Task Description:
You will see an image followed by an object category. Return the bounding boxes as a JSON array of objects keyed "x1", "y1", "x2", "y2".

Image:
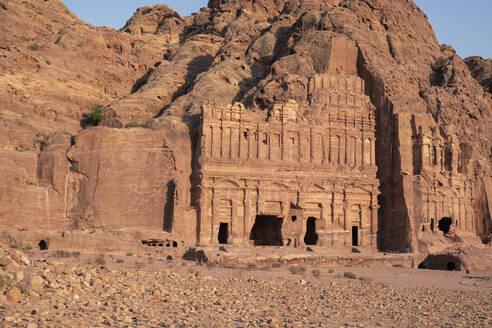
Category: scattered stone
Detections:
[
  {"x1": 6, "y1": 287, "x2": 22, "y2": 303},
  {"x1": 352, "y1": 248, "x2": 361, "y2": 253},
  {"x1": 30, "y1": 275, "x2": 44, "y2": 291}
]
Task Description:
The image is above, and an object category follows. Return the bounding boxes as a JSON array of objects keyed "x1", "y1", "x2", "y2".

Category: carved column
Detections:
[
  {"x1": 199, "y1": 186, "x2": 213, "y2": 246},
  {"x1": 343, "y1": 194, "x2": 349, "y2": 230},
  {"x1": 371, "y1": 137, "x2": 375, "y2": 167},
  {"x1": 346, "y1": 135, "x2": 354, "y2": 167},
  {"x1": 243, "y1": 186, "x2": 255, "y2": 245},
  {"x1": 370, "y1": 191, "x2": 378, "y2": 235}
]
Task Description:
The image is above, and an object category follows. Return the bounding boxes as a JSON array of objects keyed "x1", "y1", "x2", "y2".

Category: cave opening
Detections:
[
  {"x1": 304, "y1": 217, "x2": 318, "y2": 245},
  {"x1": 38, "y1": 240, "x2": 48, "y2": 250},
  {"x1": 249, "y1": 215, "x2": 283, "y2": 246},
  {"x1": 352, "y1": 226, "x2": 359, "y2": 246},
  {"x1": 218, "y1": 222, "x2": 229, "y2": 244},
  {"x1": 430, "y1": 219, "x2": 435, "y2": 233},
  {"x1": 438, "y1": 217, "x2": 452, "y2": 234},
  {"x1": 447, "y1": 261, "x2": 456, "y2": 271}
]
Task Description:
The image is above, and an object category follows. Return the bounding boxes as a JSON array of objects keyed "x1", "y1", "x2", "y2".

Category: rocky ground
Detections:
[{"x1": 1, "y1": 247, "x2": 491, "y2": 328}]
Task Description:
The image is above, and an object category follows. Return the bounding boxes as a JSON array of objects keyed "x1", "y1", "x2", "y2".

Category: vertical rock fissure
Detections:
[{"x1": 357, "y1": 49, "x2": 413, "y2": 252}]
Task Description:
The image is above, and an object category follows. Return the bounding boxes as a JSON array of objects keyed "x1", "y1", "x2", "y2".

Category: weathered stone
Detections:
[
  {"x1": 91, "y1": 278, "x2": 103, "y2": 289},
  {"x1": 6, "y1": 287, "x2": 22, "y2": 303},
  {"x1": 0, "y1": 0, "x2": 490, "y2": 255},
  {"x1": 465, "y1": 56, "x2": 492, "y2": 94},
  {"x1": 30, "y1": 275, "x2": 44, "y2": 291}
]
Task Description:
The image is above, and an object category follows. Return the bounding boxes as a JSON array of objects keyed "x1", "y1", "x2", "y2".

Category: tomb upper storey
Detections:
[
  {"x1": 199, "y1": 73, "x2": 378, "y2": 172},
  {"x1": 203, "y1": 74, "x2": 375, "y2": 128}
]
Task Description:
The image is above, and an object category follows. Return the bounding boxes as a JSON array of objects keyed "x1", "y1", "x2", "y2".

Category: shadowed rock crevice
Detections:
[{"x1": 357, "y1": 50, "x2": 413, "y2": 252}]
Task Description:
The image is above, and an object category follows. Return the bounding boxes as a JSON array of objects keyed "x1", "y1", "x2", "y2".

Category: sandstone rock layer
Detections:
[{"x1": 0, "y1": 0, "x2": 490, "y2": 253}]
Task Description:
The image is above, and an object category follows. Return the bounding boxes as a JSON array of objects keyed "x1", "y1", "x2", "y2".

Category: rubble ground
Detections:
[{"x1": 1, "y1": 247, "x2": 491, "y2": 327}]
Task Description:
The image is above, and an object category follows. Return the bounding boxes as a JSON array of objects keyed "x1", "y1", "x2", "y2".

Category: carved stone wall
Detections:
[
  {"x1": 412, "y1": 126, "x2": 479, "y2": 237},
  {"x1": 196, "y1": 74, "x2": 379, "y2": 247}
]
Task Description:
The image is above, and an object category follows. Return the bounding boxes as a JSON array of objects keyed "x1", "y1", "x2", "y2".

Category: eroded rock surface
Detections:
[
  {"x1": 0, "y1": 0, "x2": 490, "y2": 253},
  {"x1": 465, "y1": 56, "x2": 492, "y2": 94}
]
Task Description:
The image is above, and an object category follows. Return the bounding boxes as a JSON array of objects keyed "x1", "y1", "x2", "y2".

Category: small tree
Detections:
[
  {"x1": 82, "y1": 104, "x2": 106, "y2": 128},
  {"x1": 432, "y1": 57, "x2": 447, "y2": 73},
  {"x1": 28, "y1": 43, "x2": 39, "y2": 51}
]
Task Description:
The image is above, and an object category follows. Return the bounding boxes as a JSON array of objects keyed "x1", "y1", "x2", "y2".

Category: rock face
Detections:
[
  {"x1": 197, "y1": 74, "x2": 379, "y2": 248},
  {"x1": 465, "y1": 56, "x2": 492, "y2": 94},
  {"x1": 0, "y1": 0, "x2": 490, "y2": 253}
]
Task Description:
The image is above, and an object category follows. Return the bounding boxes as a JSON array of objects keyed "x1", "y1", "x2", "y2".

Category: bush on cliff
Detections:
[{"x1": 81, "y1": 104, "x2": 106, "y2": 128}]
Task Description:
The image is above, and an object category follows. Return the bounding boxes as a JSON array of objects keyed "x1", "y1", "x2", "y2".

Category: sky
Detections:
[{"x1": 61, "y1": 0, "x2": 491, "y2": 59}]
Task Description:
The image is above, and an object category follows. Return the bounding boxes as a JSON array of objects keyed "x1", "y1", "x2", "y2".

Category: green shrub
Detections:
[
  {"x1": 72, "y1": 252, "x2": 81, "y2": 258},
  {"x1": 312, "y1": 269, "x2": 321, "y2": 277},
  {"x1": 289, "y1": 266, "x2": 306, "y2": 275},
  {"x1": 55, "y1": 250, "x2": 71, "y2": 258},
  {"x1": 94, "y1": 255, "x2": 106, "y2": 265},
  {"x1": 70, "y1": 162, "x2": 79, "y2": 172},
  {"x1": 90, "y1": 105, "x2": 105, "y2": 123},
  {"x1": 343, "y1": 271, "x2": 357, "y2": 279},
  {"x1": 82, "y1": 104, "x2": 106, "y2": 128},
  {"x1": 359, "y1": 277, "x2": 373, "y2": 283},
  {"x1": 38, "y1": 179, "x2": 50, "y2": 187},
  {"x1": 116, "y1": 259, "x2": 124, "y2": 264},
  {"x1": 28, "y1": 43, "x2": 39, "y2": 51},
  {"x1": 126, "y1": 252, "x2": 133, "y2": 257},
  {"x1": 246, "y1": 263, "x2": 257, "y2": 271},
  {"x1": 0, "y1": 273, "x2": 7, "y2": 290},
  {"x1": 432, "y1": 56, "x2": 447, "y2": 73},
  {"x1": 125, "y1": 121, "x2": 141, "y2": 128},
  {"x1": 206, "y1": 262, "x2": 217, "y2": 269}
]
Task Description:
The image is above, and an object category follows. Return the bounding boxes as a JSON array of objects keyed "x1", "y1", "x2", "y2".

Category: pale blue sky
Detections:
[{"x1": 61, "y1": 0, "x2": 491, "y2": 58}]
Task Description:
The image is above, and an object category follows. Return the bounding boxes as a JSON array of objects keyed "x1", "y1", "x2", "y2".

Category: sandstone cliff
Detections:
[
  {"x1": 465, "y1": 56, "x2": 492, "y2": 95},
  {"x1": 0, "y1": 0, "x2": 490, "y2": 252}
]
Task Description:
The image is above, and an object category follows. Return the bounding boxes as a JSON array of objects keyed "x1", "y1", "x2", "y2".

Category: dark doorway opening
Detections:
[
  {"x1": 218, "y1": 223, "x2": 229, "y2": 244},
  {"x1": 352, "y1": 226, "x2": 359, "y2": 246},
  {"x1": 304, "y1": 217, "x2": 318, "y2": 245},
  {"x1": 163, "y1": 180, "x2": 175, "y2": 232},
  {"x1": 430, "y1": 219, "x2": 435, "y2": 233},
  {"x1": 438, "y1": 217, "x2": 452, "y2": 234},
  {"x1": 38, "y1": 240, "x2": 48, "y2": 250},
  {"x1": 249, "y1": 215, "x2": 283, "y2": 246},
  {"x1": 447, "y1": 261, "x2": 456, "y2": 271}
]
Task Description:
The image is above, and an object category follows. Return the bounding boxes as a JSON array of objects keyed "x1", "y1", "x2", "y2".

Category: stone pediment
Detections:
[
  {"x1": 308, "y1": 184, "x2": 327, "y2": 192},
  {"x1": 261, "y1": 181, "x2": 289, "y2": 190},
  {"x1": 215, "y1": 179, "x2": 241, "y2": 188}
]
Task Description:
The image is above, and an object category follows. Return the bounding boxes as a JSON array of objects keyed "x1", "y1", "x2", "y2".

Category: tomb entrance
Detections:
[{"x1": 250, "y1": 215, "x2": 283, "y2": 246}]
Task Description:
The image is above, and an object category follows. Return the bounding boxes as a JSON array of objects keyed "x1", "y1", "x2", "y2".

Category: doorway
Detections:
[
  {"x1": 352, "y1": 226, "x2": 359, "y2": 246},
  {"x1": 218, "y1": 223, "x2": 229, "y2": 244},
  {"x1": 304, "y1": 217, "x2": 318, "y2": 245},
  {"x1": 249, "y1": 215, "x2": 283, "y2": 246},
  {"x1": 438, "y1": 217, "x2": 452, "y2": 234},
  {"x1": 38, "y1": 240, "x2": 48, "y2": 250}
]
